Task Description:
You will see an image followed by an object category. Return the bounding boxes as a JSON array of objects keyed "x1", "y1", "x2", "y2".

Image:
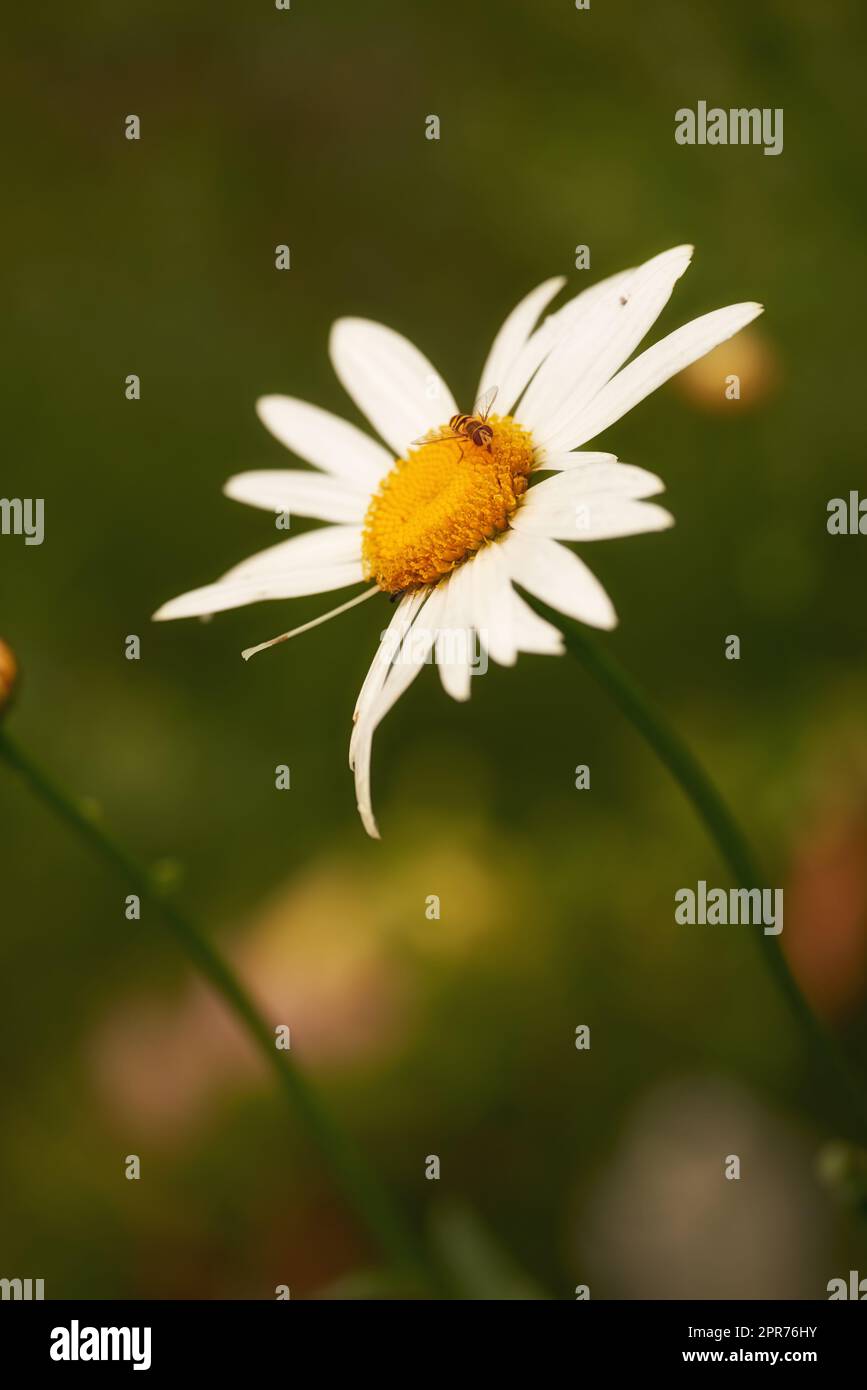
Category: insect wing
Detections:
[
  {"x1": 473, "y1": 385, "x2": 499, "y2": 420},
  {"x1": 410, "y1": 425, "x2": 460, "y2": 448}
]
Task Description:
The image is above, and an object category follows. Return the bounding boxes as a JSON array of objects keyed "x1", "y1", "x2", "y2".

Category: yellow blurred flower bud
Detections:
[
  {"x1": 0, "y1": 640, "x2": 19, "y2": 716},
  {"x1": 674, "y1": 329, "x2": 780, "y2": 412}
]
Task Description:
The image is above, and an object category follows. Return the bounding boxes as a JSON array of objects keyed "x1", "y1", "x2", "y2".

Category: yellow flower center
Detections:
[{"x1": 362, "y1": 416, "x2": 535, "y2": 592}]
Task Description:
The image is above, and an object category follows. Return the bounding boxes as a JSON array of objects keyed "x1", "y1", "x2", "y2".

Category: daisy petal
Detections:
[
  {"x1": 353, "y1": 586, "x2": 445, "y2": 838},
  {"x1": 467, "y1": 542, "x2": 565, "y2": 659},
  {"x1": 496, "y1": 267, "x2": 637, "y2": 416},
  {"x1": 545, "y1": 301, "x2": 765, "y2": 454},
  {"x1": 511, "y1": 496, "x2": 674, "y2": 542},
  {"x1": 525, "y1": 462, "x2": 665, "y2": 507},
  {"x1": 369, "y1": 587, "x2": 443, "y2": 720},
  {"x1": 330, "y1": 318, "x2": 457, "y2": 458},
  {"x1": 518, "y1": 245, "x2": 694, "y2": 443},
  {"x1": 255, "y1": 395, "x2": 393, "y2": 488},
  {"x1": 506, "y1": 586, "x2": 565, "y2": 654},
  {"x1": 536, "y1": 451, "x2": 618, "y2": 471},
  {"x1": 224, "y1": 471, "x2": 369, "y2": 523},
  {"x1": 502, "y1": 532, "x2": 617, "y2": 630},
  {"x1": 350, "y1": 589, "x2": 427, "y2": 765},
  {"x1": 475, "y1": 276, "x2": 565, "y2": 409},
  {"x1": 469, "y1": 543, "x2": 519, "y2": 667},
  {"x1": 153, "y1": 562, "x2": 364, "y2": 621},
  {"x1": 220, "y1": 525, "x2": 363, "y2": 583},
  {"x1": 435, "y1": 564, "x2": 475, "y2": 702}
]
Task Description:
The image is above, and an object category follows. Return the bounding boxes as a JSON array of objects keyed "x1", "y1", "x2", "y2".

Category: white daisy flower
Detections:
[{"x1": 154, "y1": 246, "x2": 762, "y2": 838}]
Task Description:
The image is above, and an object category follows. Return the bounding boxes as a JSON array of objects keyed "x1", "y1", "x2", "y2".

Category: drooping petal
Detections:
[
  {"x1": 501, "y1": 531, "x2": 617, "y2": 630},
  {"x1": 350, "y1": 588, "x2": 428, "y2": 767},
  {"x1": 224, "y1": 471, "x2": 369, "y2": 523},
  {"x1": 511, "y1": 494, "x2": 674, "y2": 542},
  {"x1": 329, "y1": 318, "x2": 457, "y2": 458},
  {"x1": 255, "y1": 395, "x2": 393, "y2": 489},
  {"x1": 544, "y1": 301, "x2": 765, "y2": 454},
  {"x1": 352, "y1": 586, "x2": 445, "y2": 838},
  {"x1": 517, "y1": 246, "x2": 694, "y2": 444},
  {"x1": 475, "y1": 276, "x2": 566, "y2": 409}
]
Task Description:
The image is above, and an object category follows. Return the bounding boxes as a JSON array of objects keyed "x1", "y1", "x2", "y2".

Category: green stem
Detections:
[
  {"x1": 531, "y1": 603, "x2": 867, "y2": 1139},
  {"x1": 0, "y1": 728, "x2": 442, "y2": 1294}
]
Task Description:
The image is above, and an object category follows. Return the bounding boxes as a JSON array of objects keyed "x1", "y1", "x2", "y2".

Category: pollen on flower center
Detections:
[{"x1": 362, "y1": 416, "x2": 535, "y2": 592}]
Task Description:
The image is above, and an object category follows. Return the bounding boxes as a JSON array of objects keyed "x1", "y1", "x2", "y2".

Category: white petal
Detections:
[
  {"x1": 255, "y1": 395, "x2": 393, "y2": 488},
  {"x1": 467, "y1": 542, "x2": 564, "y2": 661},
  {"x1": 329, "y1": 318, "x2": 457, "y2": 458},
  {"x1": 153, "y1": 562, "x2": 364, "y2": 621},
  {"x1": 475, "y1": 277, "x2": 565, "y2": 408},
  {"x1": 496, "y1": 267, "x2": 637, "y2": 416},
  {"x1": 470, "y1": 541, "x2": 570, "y2": 659},
  {"x1": 435, "y1": 564, "x2": 475, "y2": 702},
  {"x1": 224, "y1": 471, "x2": 368, "y2": 523},
  {"x1": 518, "y1": 246, "x2": 693, "y2": 443},
  {"x1": 352, "y1": 586, "x2": 444, "y2": 838},
  {"x1": 511, "y1": 495, "x2": 674, "y2": 542},
  {"x1": 220, "y1": 525, "x2": 363, "y2": 583},
  {"x1": 541, "y1": 266, "x2": 636, "y2": 334},
  {"x1": 468, "y1": 543, "x2": 519, "y2": 667},
  {"x1": 535, "y1": 450, "x2": 618, "y2": 471},
  {"x1": 502, "y1": 532, "x2": 617, "y2": 630},
  {"x1": 369, "y1": 584, "x2": 444, "y2": 720},
  {"x1": 545, "y1": 301, "x2": 765, "y2": 454},
  {"x1": 350, "y1": 588, "x2": 427, "y2": 764},
  {"x1": 524, "y1": 463, "x2": 665, "y2": 508},
  {"x1": 505, "y1": 586, "x2": 565, "y2": 655}
]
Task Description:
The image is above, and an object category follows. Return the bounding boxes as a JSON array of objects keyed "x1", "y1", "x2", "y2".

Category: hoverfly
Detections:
[{"x1": 412, "y1": 385, "x2": 499, "y2": 460}]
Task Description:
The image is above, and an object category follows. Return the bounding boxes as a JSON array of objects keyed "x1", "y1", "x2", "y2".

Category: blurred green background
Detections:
[{"x1": 2, "y1": 0, "x2": 866, "y2": 1298}]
